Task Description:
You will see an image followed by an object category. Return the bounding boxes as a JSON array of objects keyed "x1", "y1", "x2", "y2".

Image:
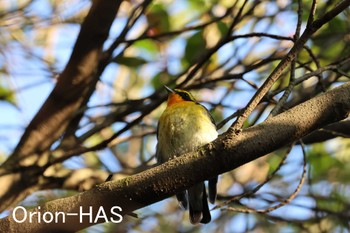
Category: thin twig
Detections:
[
  {"x1": 180, "y1": 0, "x2": 262, "y2": 87},
  {"x1": 268, "y1": 56, "x2": 350, "y2": 97},
  {"x1": 223, "y1": 140, "x2": 307, "y2": 214},
  {"x1": 230, "y1": 0, "x2": 350, "y2": 133},
  {"x1": 307, "y1": 0, "x2": 318, "y2": 27},
  {"x1": 213, "y1": 144, "x2": 293, "y2": 210},
  {"x1": 269, "y1": 0, "x2": 303, "y2": 116}
]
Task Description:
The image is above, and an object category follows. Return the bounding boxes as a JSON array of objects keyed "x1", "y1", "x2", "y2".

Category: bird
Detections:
[{"x1": 156, "y1": 85, "x2": 218, "y2": 224}]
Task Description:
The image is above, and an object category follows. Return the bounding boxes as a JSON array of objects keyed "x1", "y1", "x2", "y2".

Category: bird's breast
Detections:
[{"x1": 157, "y1": 103, "x2": 217, "y2": 160}]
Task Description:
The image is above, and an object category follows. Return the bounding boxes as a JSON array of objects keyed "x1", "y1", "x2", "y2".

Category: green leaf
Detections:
[
  {"x1": 0, "y1": 84, "x2": 16, "y2": 106},
  {"x1": 217, "y1": 21, "x2": 229, "y2": 36},
  {"x1": 308, "y1": 144, "x2": 343, "y2": 181},
  {"x1": 316, "y1": 190, "x2": 347, "y2": 213},
  {"x1": 147, "y1": 3, "x2": 170, "y2": 33},
  {"x1": 133, "y1": 39, "x2": 159, "y2": 57},
  {"x1": 183, "y1": 31, "x2": 207, "y2": 66},
  {"x1": 151, "y1": 71, "x2": 173, "y2": 90},
  {"x1": 112, "y1": 56, "x2": 148, "y2": 67}
]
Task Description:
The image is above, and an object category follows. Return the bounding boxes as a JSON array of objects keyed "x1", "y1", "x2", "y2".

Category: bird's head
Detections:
[{"x1": 164, "y1": 85, "x2": 197, "y2": 107}]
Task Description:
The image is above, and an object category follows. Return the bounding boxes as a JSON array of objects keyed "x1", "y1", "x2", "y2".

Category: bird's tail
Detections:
[
  {"x1": 176, "y1": 191, "x2": 188, "y2": 210},
  {"x1": 188, "y1": 183, "x2": 211, "y2": 224},
  {"x1": 208, "y1": 176, "x2": 218, "y2": 204}
]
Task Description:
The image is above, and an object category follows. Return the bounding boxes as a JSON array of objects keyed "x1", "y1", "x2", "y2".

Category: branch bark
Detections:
[{"x1": 1, "y1": 82, "x2": 349, "y2": 233}]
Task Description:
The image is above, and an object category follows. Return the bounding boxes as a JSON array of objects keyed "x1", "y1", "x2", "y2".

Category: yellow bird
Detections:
[{"x1": 156, "y1": 86, "x2": 218, "y2": 224}]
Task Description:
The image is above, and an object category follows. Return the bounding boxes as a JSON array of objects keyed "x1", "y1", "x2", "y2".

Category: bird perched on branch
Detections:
[{"x1": 156, "y1": 85, "x2": 218, "y2": 224}]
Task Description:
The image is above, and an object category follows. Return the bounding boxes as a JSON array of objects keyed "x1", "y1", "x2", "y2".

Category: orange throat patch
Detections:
[{"x1": 167, "y1": 93, "x2": 185, "y2": 107}]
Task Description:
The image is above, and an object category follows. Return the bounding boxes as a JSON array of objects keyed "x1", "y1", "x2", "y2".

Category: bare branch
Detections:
[{"x1": 230, "y1": 0, "x2": 350, "y2": 132}]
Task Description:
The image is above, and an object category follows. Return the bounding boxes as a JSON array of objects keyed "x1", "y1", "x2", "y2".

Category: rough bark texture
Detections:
[{"x1": 1, "y1": 82, "x2": 349, "y2": 232}]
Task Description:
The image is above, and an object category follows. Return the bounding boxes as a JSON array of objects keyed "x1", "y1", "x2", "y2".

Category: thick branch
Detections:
[
  {"x1": 0, "y1": 0, "x2": 120, "y2": 212},
  {"x1": 3, "y1": 0, "x2": 120, "y2": 167},
  {"x1": 1, "y1": 82, "x2": 349, "y2": 233},
  {"x1": 301, "y1": 121, "x2": 350, "y2": 144}
]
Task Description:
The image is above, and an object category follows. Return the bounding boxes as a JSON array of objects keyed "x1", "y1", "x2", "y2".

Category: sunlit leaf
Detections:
[
  {"x1": 133, "y1": 39, "x2": 159, "y2": 58},
  {"x1": 0, "y1": 85, "x2": 16, "y2": 106}
]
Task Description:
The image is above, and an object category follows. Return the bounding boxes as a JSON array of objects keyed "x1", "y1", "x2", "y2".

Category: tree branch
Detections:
[
  {"x1": 231, "y1": 0, "x2": 350, "y2": 132},
  {"x1": 1, "y1": 82, "x2": 349, "y2": 232},
  {"x1": 0, "y1": 0, "x2": 120, "y2": 212}
]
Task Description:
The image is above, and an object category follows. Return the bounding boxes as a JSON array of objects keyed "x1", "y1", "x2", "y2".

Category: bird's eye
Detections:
[{"x1": 180, "y1": 92, "x2": 192, "y2": 101}]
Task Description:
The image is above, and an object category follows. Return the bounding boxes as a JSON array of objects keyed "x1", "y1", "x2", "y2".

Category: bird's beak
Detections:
[{"x1": 164, "y1": 85, "x2": 175, "y2": 94}]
